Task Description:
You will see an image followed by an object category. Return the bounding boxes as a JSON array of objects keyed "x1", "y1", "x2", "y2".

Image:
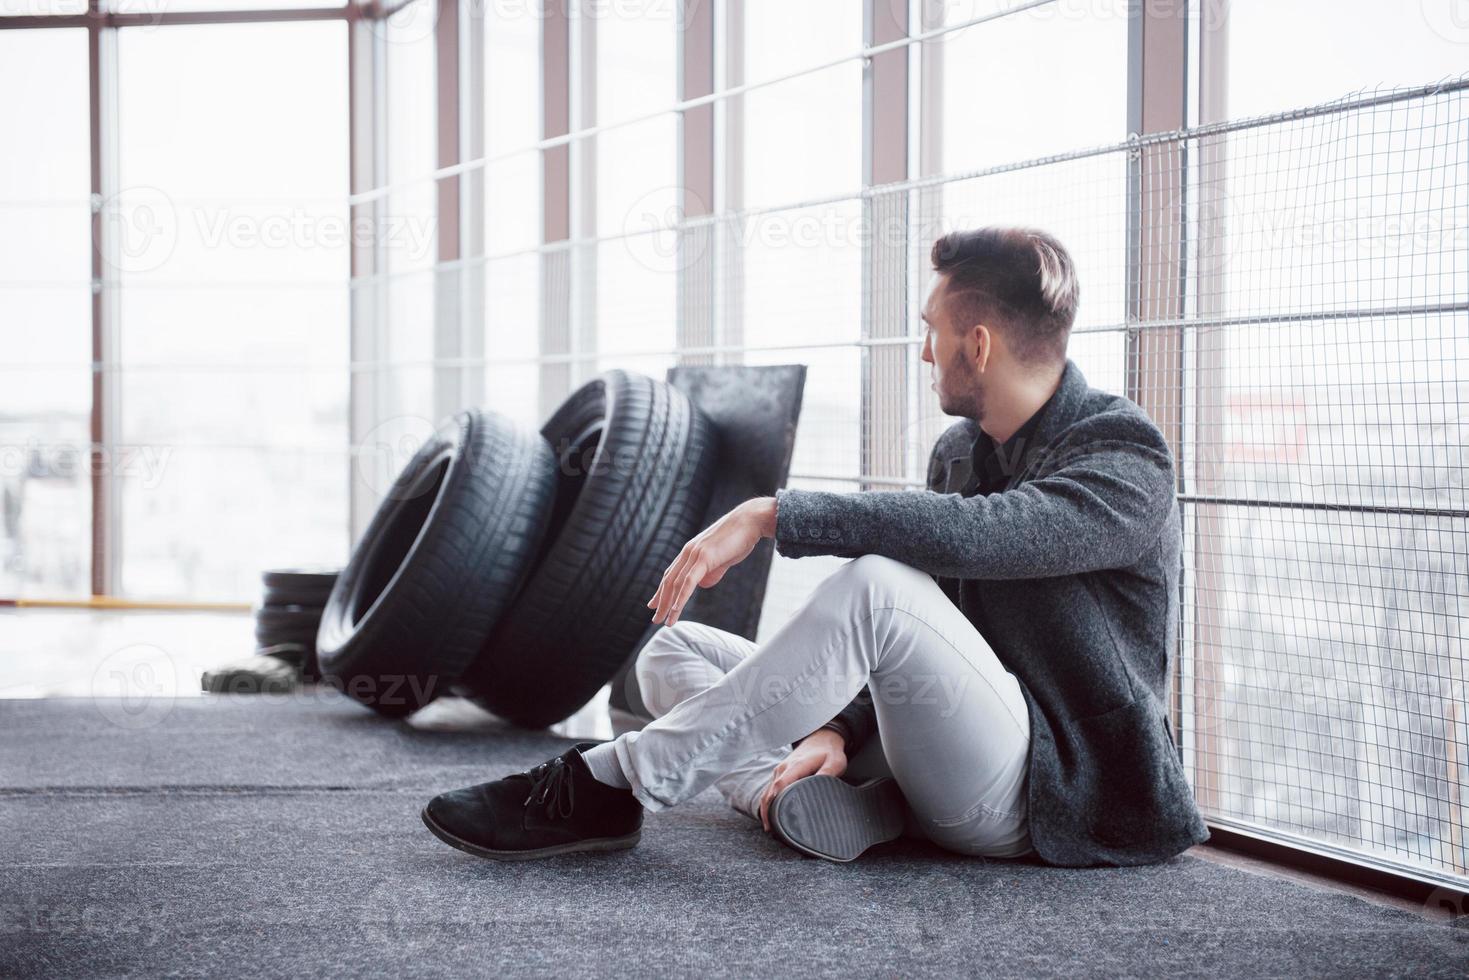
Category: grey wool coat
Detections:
[{"x1": 773, "y1": 360, "x2": 1210, "y2": 867}]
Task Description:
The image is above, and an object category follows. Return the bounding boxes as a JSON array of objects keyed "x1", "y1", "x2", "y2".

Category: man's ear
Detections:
[{"x1": 971, "y1": 323, "x2": 992, "y2": 373}]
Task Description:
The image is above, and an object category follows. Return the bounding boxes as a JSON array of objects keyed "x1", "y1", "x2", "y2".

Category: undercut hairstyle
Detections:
[{"x1": 930, "y1": 227, "x2": 1079, "y2": 365}]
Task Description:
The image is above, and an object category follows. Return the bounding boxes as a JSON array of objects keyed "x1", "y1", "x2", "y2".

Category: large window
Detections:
[
  {"x1": 590, "y1": 1, "x2": 679, "y2": 368},
  {"x1": 0, "y1": 28, "x2": 91, "y2": 597},
  {"x1": 3, "y1": 6, "x2": 351, "y2": 600},
  {"x1": 115, "y1": 22, "x2": 350, "y2": 598}
]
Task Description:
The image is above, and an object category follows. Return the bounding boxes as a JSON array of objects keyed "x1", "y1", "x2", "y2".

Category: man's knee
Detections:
[
  {"x1": 820, "y1": 553, "x2": 927, "y2": 599},
  {"x1": 634, "y1": 622, "x2": 706, "y2": 715}
]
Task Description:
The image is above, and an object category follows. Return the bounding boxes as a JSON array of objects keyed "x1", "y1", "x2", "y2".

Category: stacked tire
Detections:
[
  {"x1": 201, "y1": 568, "x2": 339, "y2": 694},
  {"x1": 318, "y1": 371, "x2": 717, "y2": 724},
  {"x1": 256, "y1": 569, "x2": 339, "y2": 671},
  {"x1": 316, "y1": 410, "x2": 559, "y2": 717},
  {"x1": 460, "y1": 371, "x2": 717, "y2": 727}
]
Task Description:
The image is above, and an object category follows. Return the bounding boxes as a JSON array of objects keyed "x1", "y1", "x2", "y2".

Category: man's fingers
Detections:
[
  {"x1": 759, "y1": 771, "x2": 791, "y2": 831},
  {"x1": 654, "y1": 547, "x2": 691, "y2": 613},
  {"x1": 657, "y1": 566, "x2": 683, "y2": 625},
  {"x1": 652, "y1": 547, "x2": 695, "y2": 622},
  {"x1": 666, "y1": 562, "x2": 706, "y2": 626},
  {"x1": 650, "y1": 544, "x2": 693, "y2": 609}
]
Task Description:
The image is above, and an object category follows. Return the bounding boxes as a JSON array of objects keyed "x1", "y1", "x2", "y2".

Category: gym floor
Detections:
[{"x1": 4, "y1": 612, "x2": 1465, "y2": 977}]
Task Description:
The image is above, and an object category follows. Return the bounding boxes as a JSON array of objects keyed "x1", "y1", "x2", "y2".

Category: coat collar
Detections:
[{"x1": 940, "y1": 359, "x2": 1089, "y2": 495}]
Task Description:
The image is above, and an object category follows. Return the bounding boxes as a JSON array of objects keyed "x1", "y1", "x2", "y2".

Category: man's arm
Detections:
[{"x1": 773, "y1": 413, "x2": 1176, "y2": 581}]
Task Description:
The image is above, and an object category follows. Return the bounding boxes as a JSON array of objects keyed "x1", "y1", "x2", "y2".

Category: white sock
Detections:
[{"x1": 578, "y1": 742, "x2": 632, "y2": 790}]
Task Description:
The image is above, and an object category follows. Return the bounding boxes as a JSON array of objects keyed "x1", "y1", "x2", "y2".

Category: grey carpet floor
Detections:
[{"x1": 2, "y1": 696, "x2": 1464, "y2": 978}]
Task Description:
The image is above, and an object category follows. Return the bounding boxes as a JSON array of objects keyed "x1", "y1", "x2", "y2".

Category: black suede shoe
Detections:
[
  {"x1": 768, "y1": 775, "x2": 906, "y2": 863},
  {"x1": 421, "y1": 742, "x2": 643, "y2": 861}
]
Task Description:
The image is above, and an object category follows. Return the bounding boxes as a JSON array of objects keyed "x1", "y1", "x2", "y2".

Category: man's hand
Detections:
[
  {"x1": 647, "y1": 496, "x2": 777, "y2": 626},
  {"x1": 757, "y1": 728, "x2": 848, "y2": 832}
]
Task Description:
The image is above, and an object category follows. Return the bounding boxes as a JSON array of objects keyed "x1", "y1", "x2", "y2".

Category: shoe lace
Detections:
[{"x1": 522, "y1": 756, "x2": 575, "y2": 820}]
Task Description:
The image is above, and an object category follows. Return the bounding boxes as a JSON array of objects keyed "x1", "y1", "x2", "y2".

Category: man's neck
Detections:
[{"x1": 978, "y1": 365, "x2": 1065, "y2": 444}]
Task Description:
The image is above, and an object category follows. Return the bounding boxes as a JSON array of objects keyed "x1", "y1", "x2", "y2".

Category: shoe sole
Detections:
[
  {"x1": 420, "y1": 807, "x2": 641, "y2": 862},
  {"x1": 768, "y1": 775, "x2": 906, "y2": 863}
]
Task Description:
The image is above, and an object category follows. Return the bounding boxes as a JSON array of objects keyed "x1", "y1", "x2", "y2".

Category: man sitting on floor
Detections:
[{"x1": 420, "y1": 226, "x2": 1209, "y2": 866}]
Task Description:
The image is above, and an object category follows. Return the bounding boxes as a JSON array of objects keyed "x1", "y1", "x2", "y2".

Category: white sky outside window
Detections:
[
  {"x1": 1225, "y1": 0, "x2": 1469, "y2": 119},
  {"x1": 480, "y1": 4, "x2": 542, "y2": 430},
  {"x1": 0, "y1": 27, "x2": 91, "y2": 597},
  {"x1": 1208, "y1": 1, "x2": 1469, "y2": 504},
  {"x1": 593, "y1": 1, "x2": 678, "y2": 358},
  {"x1": 114, "y1": 21, "x2": 350, "y2": 598},
  {"x1": 934, "y1": 4, "x2": 1128, "y2": 397},
  {"x1": 378, "y1": 1, "x2": 437, "y2": 438},
  {"x1": 937, "y1": 2, "x2": 1128, "y2": 173},
  {"x1": 0, "y1": 0, "x2": 86, "y2": 13},
  {"x1": 737, "y1": 1, "x2": 864, "y2": 638},
  {"x1": 483, "y1": 1, "x2": 540, "y2": 256}
]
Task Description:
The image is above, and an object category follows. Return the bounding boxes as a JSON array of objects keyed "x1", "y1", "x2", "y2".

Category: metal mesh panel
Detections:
[{"x1": 1169, "y1": 81, "x2": 1469, "y2": 888}]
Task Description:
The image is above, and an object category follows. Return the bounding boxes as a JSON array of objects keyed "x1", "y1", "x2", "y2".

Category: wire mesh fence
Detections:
[{"x1": 1171, "y1": 78, "x2": 1469, "y2": 888}]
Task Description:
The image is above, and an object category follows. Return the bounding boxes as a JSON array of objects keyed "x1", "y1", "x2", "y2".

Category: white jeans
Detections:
[{"x1": 612, "y1": 554, "x2": 1034, "y2": 858}]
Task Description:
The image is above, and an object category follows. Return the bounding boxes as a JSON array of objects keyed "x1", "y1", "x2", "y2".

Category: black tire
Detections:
[
  {"x1": 316, "y1": 410, "x2": 558, "y2": 717},
  {"x1": 262, "y1": 586, "x2": 331, "y2": 608},
  {"x1": 462, "y1": 371, "x2": 718, "y2": 728},
  {"x1": 255, "y1": 625, "x2": 320, "y2": 648},
  {"x1": 255, "y1": 604, "x2": 324, "y2": 632},
  {"x1": 254, "y1": 605, "x2": 325, "y2": 652},
  {"x1": 261, "y1": 568, "x2": 339, "y2": 606}
]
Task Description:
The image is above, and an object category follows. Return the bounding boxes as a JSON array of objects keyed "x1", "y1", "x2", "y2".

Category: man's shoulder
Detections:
[
  {"x1": 1043, "y1": 387, "x2": 1174, "y2": 477},
  {"x1": 1064, "y1": 387, "x2": 1170, "y2": 450}
]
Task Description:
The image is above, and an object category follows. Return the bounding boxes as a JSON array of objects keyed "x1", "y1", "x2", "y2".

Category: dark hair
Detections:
[{"x1": 930, "y1": 227, "x2": 1079, "y2": 364}]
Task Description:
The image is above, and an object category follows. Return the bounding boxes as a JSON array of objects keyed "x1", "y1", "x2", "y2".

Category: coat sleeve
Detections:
[{"x1": 773, "y1": 412, "x2": 1176, "y2": 581}]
